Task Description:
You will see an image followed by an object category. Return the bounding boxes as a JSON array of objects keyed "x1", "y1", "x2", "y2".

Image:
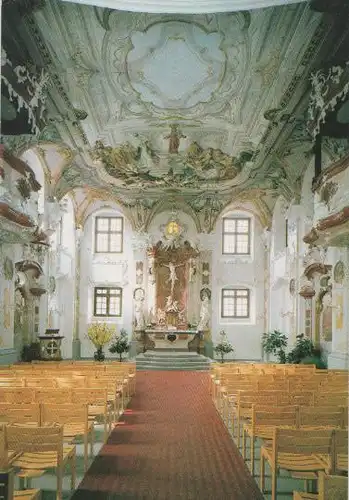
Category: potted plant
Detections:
[
  {"x1": 87, "y1": 322, "x2": 115, "y2": 361},
  {"x1": 21, "y1": 341, "x2": 41, "y2": 362},
  {"x1": 109, "y1": 328, "x2": 130, "y2": 362},
  {"x1": 261, "y1": 330, "x2": 288, "y2": 363},
  {"x1": 214, "y1": 330, "x2": 234, "y2": 363},
  {"x1": 286, "y1": 334, "x2": 326, "y2": 367}
]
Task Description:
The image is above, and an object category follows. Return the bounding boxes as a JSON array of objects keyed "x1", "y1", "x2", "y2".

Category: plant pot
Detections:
[{"x1": 94, "y1": 347, "x2": 105, "y2": 362}]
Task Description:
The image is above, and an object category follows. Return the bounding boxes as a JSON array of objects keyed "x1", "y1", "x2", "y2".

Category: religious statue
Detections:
[
  {"x1": 157, "y1": 308, "x2": 166, "y2": 326},
  {"x1": 163, "y1": 261, "x2": 184, "y2": 296},
  {"x1": 197, "y1": 290, "x2": 211, "y2": 331},
  {"x1": 164, "y1": 124, "x2": 186, "y2": 154},
  {"x1": 188, "y1": 257, "x2": 197, "y2": 283},
  {"x1": 133, "y1": 288, "x2": 145, "y2": 330},
  {"x1": 148, "y1": 254, "x2": 155, "y2": 284}
]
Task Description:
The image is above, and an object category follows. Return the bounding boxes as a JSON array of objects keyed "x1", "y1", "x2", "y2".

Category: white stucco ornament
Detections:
[{"x1": 60, "y1": 0, "x2": 307, "y2": 14}]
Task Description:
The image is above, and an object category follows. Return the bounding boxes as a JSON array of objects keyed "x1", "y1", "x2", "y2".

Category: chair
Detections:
[
  {"x1": 243, "y1": 405, "x2": 299, "y2": 476},
  {"x1": 40, "y1": 403, "x2": 93, "y2": 472},
  {"x1": 0, "y1": 425, "x2": 41, "y2": 500},
  {"x1": 293, "y1": 471, "x2": 348, "y2": 500},
  {"x1": 7, "y1": 423, "x2": 76, "y2": 500},
  {"x1": 260, "y1": 427, "x2": 335, "y2": 500}
]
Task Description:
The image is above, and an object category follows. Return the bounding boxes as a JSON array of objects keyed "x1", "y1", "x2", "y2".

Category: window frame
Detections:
[
  {"x1": 221, "y1": 288, "x2": 250, "y2": 319},
  {"x1": 94, "y1": 216, "x2": 124, "y2": 254},
  {"x1": 222, "y1": 217, "x2": 251, "y2": 255},
  {"x1": 93, "y1": 286, "x2": 123, "y2": 317}
]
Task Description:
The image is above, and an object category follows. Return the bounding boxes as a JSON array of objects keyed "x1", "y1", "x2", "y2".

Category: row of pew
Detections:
[
  {"x1": 0, "y1": 360, "x2": 136, "y2": 500},
  {"x1": 210, "y1": 362, "x2": 348, "y2": 500}
]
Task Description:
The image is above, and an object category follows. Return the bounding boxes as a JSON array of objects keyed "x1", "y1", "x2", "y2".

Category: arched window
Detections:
[
  {"x1": 93, "y1": 286, "x2": 123, "y2": 317},
  {"x1": 221, "y1": 287, "x2": 250, "y2": 318},
  {"x1": 222, "y1": 217, "x2": 251, "y2": 255},
  {"x1": 94, "y1": 216, "x2": 124, "y2": 253}
]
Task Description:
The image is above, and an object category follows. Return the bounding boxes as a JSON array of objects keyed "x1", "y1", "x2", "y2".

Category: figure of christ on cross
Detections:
[{"x1": 163, "y1": 261, "x2": 185, "y2": 297}]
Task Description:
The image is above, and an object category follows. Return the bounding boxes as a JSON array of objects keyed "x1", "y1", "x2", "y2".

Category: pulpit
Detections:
[{"x1": 38, "y1": 329, "x2": 64, "y2": 361}]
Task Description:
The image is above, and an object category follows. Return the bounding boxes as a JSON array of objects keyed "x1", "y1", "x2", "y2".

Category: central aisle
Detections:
[{"x1": 72, "y1": 371, "x2": 263, "y2": 500}]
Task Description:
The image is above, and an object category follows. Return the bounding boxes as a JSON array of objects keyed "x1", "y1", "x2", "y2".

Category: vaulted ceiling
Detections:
[{"x1": 1, "y1": 0, "x2": 347, "y2": 222}]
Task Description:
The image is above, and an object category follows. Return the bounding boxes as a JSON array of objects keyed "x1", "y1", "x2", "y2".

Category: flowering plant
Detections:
[
  {"x1": 87, "y1": 322, "x2": 115, "y2": 348},
  {"x1": 214, "y1": 330, "x2": 234, "y2": 363},
  {"x1": 109, "y1": 328, "x2": 130, "y2": 362}
]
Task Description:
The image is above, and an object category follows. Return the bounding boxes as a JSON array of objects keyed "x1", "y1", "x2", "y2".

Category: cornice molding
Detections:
[
  {"x1": 1, "y1": 146, "x2": 41, "y2": 191},
  {"x1": 312, "y1": 152, "x2": 349, "y2": 193}
]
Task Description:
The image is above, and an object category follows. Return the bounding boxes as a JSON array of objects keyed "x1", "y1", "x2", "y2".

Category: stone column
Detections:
[{"x1": 72, "y1": 226, "x2": 82, "y2": 359}]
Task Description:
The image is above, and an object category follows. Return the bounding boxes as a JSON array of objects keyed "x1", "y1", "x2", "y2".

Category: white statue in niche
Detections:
[
  {"x1": 197, "y1": 288, "x2": 211, "y2": 331},
  {"x1": 188, "y1": 257, "x2": 197, "y2": 283},
  {"x1": 133, "y1": 287, "x2": 145, "y2": 330}
]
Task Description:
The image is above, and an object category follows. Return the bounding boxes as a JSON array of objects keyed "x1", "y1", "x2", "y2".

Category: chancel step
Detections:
[{"x1": 136, "y1": 351, "x2": 212, "y2": 371}]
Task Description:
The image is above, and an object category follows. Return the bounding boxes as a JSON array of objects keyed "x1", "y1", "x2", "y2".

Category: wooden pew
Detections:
[
  {"x1": 7, "y1": 423, "x2": 76, "y2": 500},
  {"x1": 260, "y1": 428, "x2": 335, "y2": 500},
  {"x1": 293, "y1": 471, "x2": 348, "y2": 500}
]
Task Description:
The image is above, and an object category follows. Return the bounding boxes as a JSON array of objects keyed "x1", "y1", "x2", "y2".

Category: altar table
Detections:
[{"x1": 145, "y1": 329, "x2": 200, "y2": 350}]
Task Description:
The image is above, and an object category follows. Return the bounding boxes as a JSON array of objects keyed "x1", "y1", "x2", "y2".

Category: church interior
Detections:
[{"x1": 0, "y1": 0, "x2": 348, "y2": 498}]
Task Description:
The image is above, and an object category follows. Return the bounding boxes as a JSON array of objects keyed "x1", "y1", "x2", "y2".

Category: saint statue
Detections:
[
  {"x1": 197, "y1": 292, "x2": 210, "y2": 331},
  {"x1": 133, "y1": 288, "x2": 145, "y2": 330},
  {"x1": 164, "y1": 124, "x2": 186, "y2": 154}
]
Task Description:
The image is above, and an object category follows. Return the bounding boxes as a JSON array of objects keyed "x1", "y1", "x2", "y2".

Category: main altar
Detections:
[{"x1": 131, "y1": 211, "x2": 213, "y2": 356}]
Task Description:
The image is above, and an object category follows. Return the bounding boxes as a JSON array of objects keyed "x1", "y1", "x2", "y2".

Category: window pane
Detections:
[
  {"x1": 96, "y1": 218, "x2": 109, "y2": 231},
  {"x1": 110, "y1": 218, "x2": 122, "y2": 231},
  {"x1": 236, "y1": 298, "x2": 248, "y2": 316},
  {"x1": 109, "y1": 297, "x2": 121, "y2": 315},
  {"x1": 109, "y1": 234, "x2": 122, "y2": 252},
  {"x1": 224, "y1": 219, "x2": 236, "y2": 232},
  {"x1": 236, "y1": 234, "x2": 249, "y2": 254},
  {"x1": 223, "y1": 234, "x2": 236, "y2": 253},
  {"x1": 96, "y1": 297, "x2": 107, "y2": 315},
  {"x1": 96, "y1": 234, "x2": 109, "y2": 252},
  {"x1": 237, "y1": 219, "x2": 249, "y2": 233},
  {"x1": 223, "y1": 298, "x2": 235, "y2": 316}
]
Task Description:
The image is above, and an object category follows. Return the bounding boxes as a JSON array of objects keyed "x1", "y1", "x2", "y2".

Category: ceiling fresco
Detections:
[{"x1": 3, "y1": 0, "x2": 346, "y2": 223}]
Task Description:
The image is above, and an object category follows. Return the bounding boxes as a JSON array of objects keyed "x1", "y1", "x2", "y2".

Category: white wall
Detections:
[
  {"x1": 211, "y1": 207, "x2": 266, "y2": 360},
  {"x1": 79, "y1": 206, "x2": 135, "y2": 358}
]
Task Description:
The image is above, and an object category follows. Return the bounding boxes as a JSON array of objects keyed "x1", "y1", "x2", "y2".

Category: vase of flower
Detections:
[
  {"x1": 94, "y1": 346, "x2": 105, "y2": 362},
  {"x1": 87, "y1": 322, "x2": 115, "y2": 362}
]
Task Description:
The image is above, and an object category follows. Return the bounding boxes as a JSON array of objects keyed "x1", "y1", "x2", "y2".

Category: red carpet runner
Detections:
[{"x1": 72, "y1": 371, "x2": 263, "y2": 500}]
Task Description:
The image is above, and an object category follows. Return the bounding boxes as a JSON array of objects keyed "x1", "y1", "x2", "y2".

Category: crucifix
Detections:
[{"x1": 163, "y1": 261, "x2": 185, "y2": 297}]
